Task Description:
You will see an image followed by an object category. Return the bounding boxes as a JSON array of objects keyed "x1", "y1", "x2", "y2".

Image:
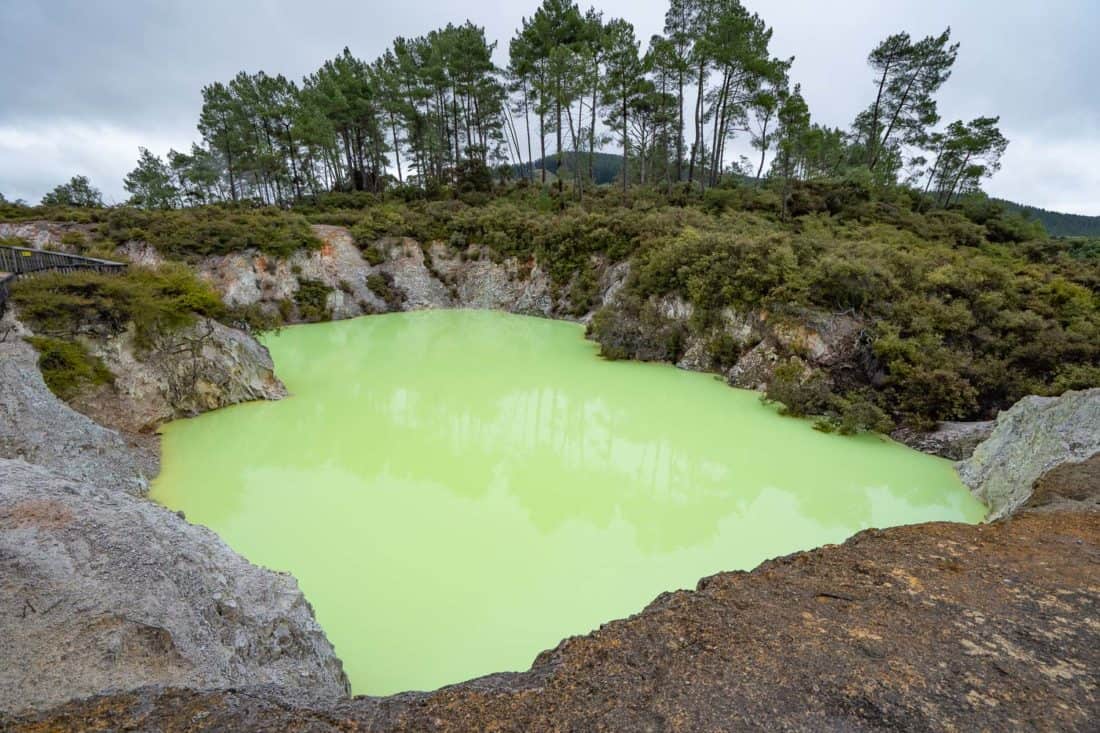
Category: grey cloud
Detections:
[{"x1": 1, "y1": 0, "x2": 1097, "y2": 212}]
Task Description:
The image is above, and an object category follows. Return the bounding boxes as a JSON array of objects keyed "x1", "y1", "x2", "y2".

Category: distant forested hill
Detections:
[
  {"x1": 512, "y1": 152, "x2": 624, "y2": 185},
  {"x1": 994, "y1": 199, "x2": 1100, "y2": 237},
  {"x1": 512, "y1": 157, "x2": 1099, "y2": 238}
]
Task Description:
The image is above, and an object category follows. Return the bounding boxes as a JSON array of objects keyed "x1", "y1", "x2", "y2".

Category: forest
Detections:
[{"x1": 16, "y1": 0, "x2": 1010, "y2": 212}]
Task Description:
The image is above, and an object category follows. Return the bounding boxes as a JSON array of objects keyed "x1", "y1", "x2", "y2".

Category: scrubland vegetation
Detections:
[{"x1": 4, "y1": 180, "x2": 1096, "y2": 430}]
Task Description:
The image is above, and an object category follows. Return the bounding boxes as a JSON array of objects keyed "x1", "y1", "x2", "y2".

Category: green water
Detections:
[{"x1": 151, "y1": 310, "x2": 985, "y2": 695}]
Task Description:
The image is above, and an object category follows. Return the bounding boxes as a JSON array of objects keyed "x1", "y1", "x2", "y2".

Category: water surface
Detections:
[{"x1": 152, "y1": 310, "x2": 985, "y2": 694}]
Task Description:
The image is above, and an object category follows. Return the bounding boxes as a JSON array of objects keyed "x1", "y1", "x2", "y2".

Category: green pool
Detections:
[{"x1": 151, "y1": 309, "x2": 985, "y2": 695}]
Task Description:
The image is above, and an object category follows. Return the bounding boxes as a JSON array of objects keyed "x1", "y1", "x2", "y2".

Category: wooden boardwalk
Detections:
[{"x1": 0, "y1": 245, "x2": 126, "y2": 310}]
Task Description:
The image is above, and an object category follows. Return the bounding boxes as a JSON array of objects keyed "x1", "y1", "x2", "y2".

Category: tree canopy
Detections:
[{"x1": 119, "y1": 0, "x2": 1004, "y2": 210}]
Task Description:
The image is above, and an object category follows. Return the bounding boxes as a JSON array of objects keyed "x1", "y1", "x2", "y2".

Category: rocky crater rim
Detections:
[{"x1": 2, "y1": 219, "x2": 1097, "y2": 724}]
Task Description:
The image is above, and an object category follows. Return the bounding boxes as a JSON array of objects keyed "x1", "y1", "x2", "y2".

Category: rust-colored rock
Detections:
[{"x1": 9, "y1": 508, "x2": 1098, "y2": 732}]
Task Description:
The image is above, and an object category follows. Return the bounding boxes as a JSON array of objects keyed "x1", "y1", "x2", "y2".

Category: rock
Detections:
[
  {"x1": 376, "y1": 237, "x2": 454, "y2": 310},
  {"x1": 74, "y1": 317, "x2": 287, "y2": 434},
  {"x1": 726, "y1": 340, "x2": 780, "y2": 390},
  {"x1": 766, "y1": 310, "x2": 863, "y2": 369},
  {"x1": 0, "y1": 221, "x2": 95, "y2": 251},
  {"x1": 958, "y1": 388, "x2": 1100, "y2": 519},
  {"x1": 0, "y1": 325, "x2": 153, "y2": 495},
  {"x1": 182, "y1": 225, "x2": 385, "y2": 321},
  {"x1": 1029, "y1": 454, "x2": 1100, "y2": 510},
  {"x1": 594, "y1": 260, "x2": 631, "y2": 314},
  {"x1": 0, "y1": 458, "x2": 349, "y2": 715},
  {"x1": 116, "y1": 226, "x2": 597, "y2": 324},
  {"x1": 9, "y1": 508, "x2": 1098, "y2": 732},
  {"x1": 892, "y1": 420, "x2": 996, "y2": 460},
  {"x1": 424, "y1": 243, "x2": 555, "y2": 315}
]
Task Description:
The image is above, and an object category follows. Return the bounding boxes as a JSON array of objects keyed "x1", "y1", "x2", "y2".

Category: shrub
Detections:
[
  {"x1": 763, "y1": 360, "x2": 835, "y2": 418},
  {"x1": 104, "y1": 206, "x2": 320, "y2": 259},
  {"x1": 25, "y1": 336, "x2": 113, "y2": 400},
  {"x1": 706, "y1": 332, "x2": 743, "y2": 371},
  {"x1": 59, "y1": 231, "x2": 86, "y2": 248},
  {"x1": 294, "y1": 279, "x2": 333, "y2": 322},
  {"x1": 831, "y1": 394, "x2": 895, "y2": 435},
  {"x1": 11, "y1": 264, "x2": 224, "y2": 347},
  {"x1": 587, "y1": 296, "x2": 688, "y2": 363},
  {"x1": 360, "y1": 245, "x2": 385, "y2": 266},
  {"x1": 366, "y1": 272, "x2": 405, "y2": 310}
]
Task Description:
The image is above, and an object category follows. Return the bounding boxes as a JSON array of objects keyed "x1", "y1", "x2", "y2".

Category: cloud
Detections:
[
  {"x1": 0, "y1": 122, "x2": 190, "y2": 204},
  {"x1": 1, "y1": 0, "x2": 1097, "y2": 213},
  {"x1": 987, "y1": 131, "x2": 1100, "y2": 215}
]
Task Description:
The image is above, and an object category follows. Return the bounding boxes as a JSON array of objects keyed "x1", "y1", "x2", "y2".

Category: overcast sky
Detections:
[{"x1": 1, "y1": 0, "x2": 1097, "y2": 213}]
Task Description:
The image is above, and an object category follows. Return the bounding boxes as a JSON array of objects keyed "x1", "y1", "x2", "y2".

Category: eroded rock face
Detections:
[
  {"x1": 892, "y1": 420, "x2": 996, "y2": 460},
  {"x1": 0, "y1": 221, "x2": 95, "y2": 251},
  {"x1": 72, "y1": 317, "x2": 287, "y2": 434},
  {"x1": 0, "y1": 458, "x2": 349, "y2": 715},
  {"x1": 8, "y1": 508, "x2": 1097, "y2": 732},
  {"x1": 424, "y1": 242, "x2": 555, "y2": 315},
  {"x1": 591, "y1": 289, "x2": 864, "y2": 394},
  {"x1": 144, "y1": 226, "x2": 562, "y2": 322},
  {"x1": 957, "y1": 388, "x2": 1100, "y2": 519},
  {"x1": 375, "y1": 237, "x2": 454, "y2": 309},
  {"x1": 0, "y1": 327, "x2": 153, "y2": 494}
]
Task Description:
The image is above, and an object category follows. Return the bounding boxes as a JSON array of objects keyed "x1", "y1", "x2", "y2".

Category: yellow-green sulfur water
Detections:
[{"x1": 151, "y1": 310, "x2": 985, "y2": 695}]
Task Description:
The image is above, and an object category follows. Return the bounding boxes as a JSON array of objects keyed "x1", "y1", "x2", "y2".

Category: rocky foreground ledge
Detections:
[{"x1": 6, "y1": 508, "x2": 1097, "y2": 732}]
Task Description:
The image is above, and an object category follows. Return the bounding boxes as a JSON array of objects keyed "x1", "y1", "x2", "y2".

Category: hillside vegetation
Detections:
[{"x1": 3, "y1": 179, "x2": 1097, "y2": 431}]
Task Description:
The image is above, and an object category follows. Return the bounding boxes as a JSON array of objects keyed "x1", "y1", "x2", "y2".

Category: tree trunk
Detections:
[
  {"x1": 589, "y1": 60, "x2": 599, "y2": 183},
  {"x1": 389, "y1": 112, "x2": 403, "y2": 184},
  {"x1": 687, "y1": 61, "x2": 705, "y2": 186},
  {"x1": 539, "y1": 109, "x2": 546, "y2": 184},
  {"x1": 676, "y1": 65, "x2": 684, "y2": 183},
  {"x1": 621, "y1": 87, "x2": 629, "y2": 194},
  {"x1": 871, "y1": 60, "x2": 927, "y2": 171},
  {"x1": 522, "y1": 79, "x2": 534, "y2": 182},
  {"x1": 755, "y1": 115, "x2": 770, "y2": 185},
  {"x1": 867, "y1": 61, "x2": 891, "y2": 167}
]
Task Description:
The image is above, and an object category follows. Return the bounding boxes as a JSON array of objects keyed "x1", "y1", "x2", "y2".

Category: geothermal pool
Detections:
[{"x1": 151, "y1": 310, "x2": 985, "y2": 695}]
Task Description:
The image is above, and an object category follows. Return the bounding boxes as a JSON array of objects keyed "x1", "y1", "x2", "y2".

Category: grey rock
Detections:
[
  {"x1": 0, "y1": 458, "x2": 349, "y2": 714},
  {"x1": 377, "y1": 238, "x2": 454, "y2": 309},
  {"x1": 892, "y1": 420, "x2": 996, "y2": 460},
  {"x1": 726, "y1": 340, "x2": 780, "y2": 391},
  {"x1": 180, "y1": 225, "x2": 384, "y2": 320},
  {"x1": 957, "y1": 388, "x2": 1100, "y2": 519},
  {"x1": 167, "y1": 227, "x2": 570, "y2": 323},
  {"x1": 0, "y1": 221, "x2": 94, "y2": 251},
  {"x1": 424, "y1": 242, "x2": 555, "y2": 315},
  {"x1": 0, "y1": 324, "x2": 152, "y2": 494},
  {"x1": 77, "y1": 317, "x2": 287, "y2": 434}
]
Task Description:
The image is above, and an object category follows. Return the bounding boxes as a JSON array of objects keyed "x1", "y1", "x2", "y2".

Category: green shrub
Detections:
[
  {"x1": 25, "y1": 336, "x2": 113, "y2": 400},
  {"x1": 294, "y1": 279, "x2": 333, "y2": 321},
  {"x1": 830, "y1": 394, "x2": 895, "y2": 435},
  {"x1": 11, "y1": 264, "x2": 224, "y2": 347},
  {"x1": 763, "y1": 360, "x2": 835, "y2": 418},
  {"x1": 104, "y1": 206, "x2": 320, "y2": 259},
  {"x1": 366, "y1": 272, "x2": 405, "y2": 310},
  {"x1": 707, "y1": 332, "x2": 743, "y2": 371},
  {"x1": 360, "y1": 245, "x2": 385, "y2": 266}
]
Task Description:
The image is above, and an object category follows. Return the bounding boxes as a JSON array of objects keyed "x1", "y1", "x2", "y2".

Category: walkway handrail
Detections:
[
  {"x1": 0, "y1": 245, "x2": 127, "y2": 310},
  {"x1": 0, "y1": 245, "x2": 127, "y2": 276},
  {"x1": 0, "y1": 273, "x2": 13, "y2": 310}
]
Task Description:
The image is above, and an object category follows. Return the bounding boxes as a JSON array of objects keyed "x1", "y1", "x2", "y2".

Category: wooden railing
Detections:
[
  {"x1": 0, "y1": 245, "x2": 126, "y2": 309},
  {"x1": 0, "y1": 273, "x2": 12, "y2": 309}
]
